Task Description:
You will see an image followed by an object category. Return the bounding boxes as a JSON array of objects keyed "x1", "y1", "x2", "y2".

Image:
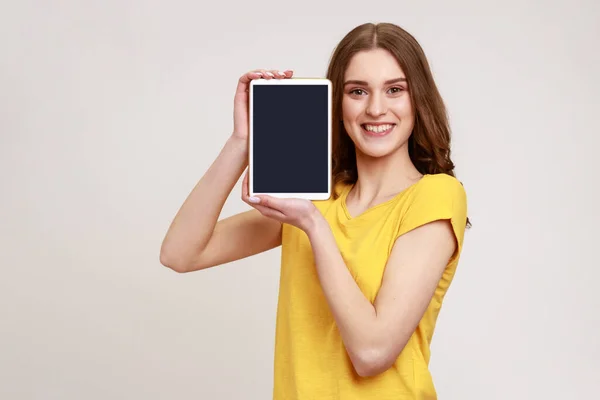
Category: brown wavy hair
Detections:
[{"x1": 326, "y1": 22, "x2": 470, "y2": 227}]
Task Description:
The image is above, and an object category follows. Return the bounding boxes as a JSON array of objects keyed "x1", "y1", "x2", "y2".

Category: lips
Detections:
[{"x1": 361, "y1": 123, "x2": 396, "y2": 137}]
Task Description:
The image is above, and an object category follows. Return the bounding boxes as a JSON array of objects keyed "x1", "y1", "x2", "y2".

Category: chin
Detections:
[{"x1": 355, "y1": 143, "x2": 397, "y2": 159}]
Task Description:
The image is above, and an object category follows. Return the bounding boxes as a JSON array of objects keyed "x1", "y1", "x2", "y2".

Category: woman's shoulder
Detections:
[
  {"x1": 397, "y1": 173, "x2": 468, "y2": 220},
  {"x1": 411, "y1": 173, "x2": 467, "y2": 200},
  {"x1": 394, "y1": 173, "x2": 469, "y2": 242}
]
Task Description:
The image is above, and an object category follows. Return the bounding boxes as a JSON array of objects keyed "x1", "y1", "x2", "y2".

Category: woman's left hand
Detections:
[{"x1": 241, "y1": 170, "x2": 322, "y2": 233}]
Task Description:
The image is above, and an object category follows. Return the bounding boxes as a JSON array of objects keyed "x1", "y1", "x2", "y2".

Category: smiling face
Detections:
[{"x1": 341, "y1": 48, "x2": 415, "y2": 159}]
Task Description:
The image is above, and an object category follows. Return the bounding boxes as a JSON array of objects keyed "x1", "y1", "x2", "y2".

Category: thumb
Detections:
[{"x1": 249, "y1": 195, "x2": 283, "y2": 210}]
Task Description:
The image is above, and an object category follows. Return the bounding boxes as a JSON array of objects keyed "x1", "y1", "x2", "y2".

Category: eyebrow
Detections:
[{"x1": 343, "y1": 77, "x2": 407, "y2": 86}]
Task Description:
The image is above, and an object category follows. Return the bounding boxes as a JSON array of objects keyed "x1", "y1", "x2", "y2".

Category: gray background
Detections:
[{"x1": 1, "y1": 0, "x2": 599, "y2": 399}]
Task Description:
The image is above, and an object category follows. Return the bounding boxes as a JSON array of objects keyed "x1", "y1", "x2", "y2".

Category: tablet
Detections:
[{"x1": 249, "y1": 78, "x2": 332, "y2": 200}]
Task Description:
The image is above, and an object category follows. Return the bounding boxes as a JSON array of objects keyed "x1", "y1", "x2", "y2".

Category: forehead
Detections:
[{"x1": 344, "y1": 48, "x2": 405, "y2": 81}]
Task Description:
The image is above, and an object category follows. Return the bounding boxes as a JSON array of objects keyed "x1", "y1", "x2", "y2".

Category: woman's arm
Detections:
[
  {"x1": 160, "y1": 69, "x2": 290, "y2": 273},
  {"x1": 245, "y1": 193, "x2": 457, "y2": 377},
  {"x1": 306, "y1": 216, "x2": 456, "y2": 377},
  {"x1": 159, "y1": 136, "x2": 281, "y2": 273}
]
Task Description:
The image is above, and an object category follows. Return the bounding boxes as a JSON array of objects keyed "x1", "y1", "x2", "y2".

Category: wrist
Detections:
[
  {"x1": 305, "y1": 209, "x2": 329, "y2": 240},
  {"x1": 226, "y1": 135, "x2": 249, "y2": 157}
]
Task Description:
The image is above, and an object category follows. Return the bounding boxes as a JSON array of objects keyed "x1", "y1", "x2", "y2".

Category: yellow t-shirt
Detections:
[{"x1": 272, "y1": 173, "x2": 468, "y2": 400}]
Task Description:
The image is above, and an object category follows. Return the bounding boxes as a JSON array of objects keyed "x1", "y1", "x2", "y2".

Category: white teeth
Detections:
[{"x1": 364, "y1": 124, "x2": 393, "y2": 133}]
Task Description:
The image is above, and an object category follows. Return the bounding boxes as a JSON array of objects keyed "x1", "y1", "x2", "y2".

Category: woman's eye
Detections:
[{"x1": 350, "y1": 87, "x2": 404, "y2": 96}]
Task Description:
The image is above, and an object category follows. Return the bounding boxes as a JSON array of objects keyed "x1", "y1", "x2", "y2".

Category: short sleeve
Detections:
[{"x1": 396, "y1": 174, "x2": 468, "y2": 255}]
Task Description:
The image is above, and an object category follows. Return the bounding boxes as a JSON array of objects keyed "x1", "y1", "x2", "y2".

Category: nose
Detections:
[{"x1": 366, "y1": 92, "x2": 387, "y2": 117}]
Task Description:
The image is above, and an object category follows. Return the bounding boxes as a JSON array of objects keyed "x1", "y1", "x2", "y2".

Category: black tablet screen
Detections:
[{"x1": 251, "y1": 83, "x2": 330, "y2": 194}]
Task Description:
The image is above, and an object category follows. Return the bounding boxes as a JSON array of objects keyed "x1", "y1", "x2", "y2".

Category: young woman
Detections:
[{"x1": 161, "y1": 22, "x2": 469, "y2": 400}]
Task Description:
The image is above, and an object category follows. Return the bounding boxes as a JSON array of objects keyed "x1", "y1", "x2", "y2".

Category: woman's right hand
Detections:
[{"x1": 231, "y1": 69, "x2": 293, "y2": 141}]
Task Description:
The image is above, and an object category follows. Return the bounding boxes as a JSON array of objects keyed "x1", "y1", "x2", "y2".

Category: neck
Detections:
[{"x1": 352, "y1": 143, "x2": 423, "y2": 202}]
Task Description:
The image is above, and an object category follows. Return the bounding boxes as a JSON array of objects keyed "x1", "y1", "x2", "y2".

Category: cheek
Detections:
[
  {"x1": 341, "y1": 97, "x2": 361, "y2": 120},
  {"x1": 391, "y1": 96, "x2": 414, "y2": 118}
]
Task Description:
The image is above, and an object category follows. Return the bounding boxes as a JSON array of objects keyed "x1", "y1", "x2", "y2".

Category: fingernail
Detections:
[
  {"x1": 248, "y1": 196, "x2": 260, "y2": 204},
  {"x1": 266, "y1": 72, "x2": 274, "y2": 77}
]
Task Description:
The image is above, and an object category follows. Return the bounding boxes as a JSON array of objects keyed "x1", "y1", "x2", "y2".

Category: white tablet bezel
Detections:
[{"x1": 248, "y1": 78, "x2": 332, "y2": 201}]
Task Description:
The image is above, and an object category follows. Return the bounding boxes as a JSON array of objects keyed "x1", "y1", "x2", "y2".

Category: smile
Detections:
[{"x1": 361, "y1": 123, "x2": 396, "y2": 136}]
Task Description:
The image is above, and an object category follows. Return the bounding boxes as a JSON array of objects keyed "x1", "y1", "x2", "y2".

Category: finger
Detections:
[
  {"x1": 247, "y1": 194, "x2": 282, "y2": 212},
  {"x1": 262, "y1": 69, "x2": 275, "y2": 79},
  {"x1": 272, "y1": 69, "x2": 287, "y2": 79},
  {"x1": 240, "y1": 70, "x2": 264, "y2": 84},
  {"x1": 254, "y1": 195, "x2": 284, "y2": 211},
  {"x1": 236, "y1": 70, "x2": 264, "y2": 95}
]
